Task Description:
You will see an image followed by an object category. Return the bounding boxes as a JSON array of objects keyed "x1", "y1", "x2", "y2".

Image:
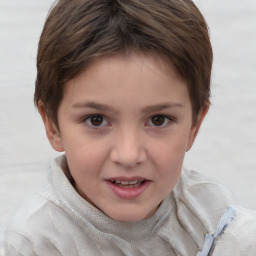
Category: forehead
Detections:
[{"x1": 61, "y1": 52, "x2": 191, "y2": 111}]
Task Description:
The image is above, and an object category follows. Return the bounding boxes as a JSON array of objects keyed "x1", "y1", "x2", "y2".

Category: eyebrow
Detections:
[
  {"x1": 72, "y1": 101, "x2": 117, "y2": 113},
  {"x1": 142, "y1": 103, "x2": 184, "y2": 113},
  {"x1": 72, "y1": 101, "x2": 183, "y2": 113}
]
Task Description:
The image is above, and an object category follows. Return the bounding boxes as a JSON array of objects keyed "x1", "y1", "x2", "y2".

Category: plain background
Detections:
[{"x1": 0, "y1": 0, "x2": 256, "y2": 253}]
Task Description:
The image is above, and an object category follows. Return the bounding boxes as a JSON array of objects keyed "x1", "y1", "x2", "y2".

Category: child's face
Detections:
[{"x1": 44, "y1": 53, "x2": 206, "y2": 222}]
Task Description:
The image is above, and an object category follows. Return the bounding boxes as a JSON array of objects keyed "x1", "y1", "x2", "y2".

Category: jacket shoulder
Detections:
[
  {"x1": 174, "y1": 169, "x2": 237, "y2": 233},
  {"x1": 212, "y1": 206, "x2": 256, "y2": 255},
  {"x1": 4, "y1": 188, "x2": 71, "y2": 255}
]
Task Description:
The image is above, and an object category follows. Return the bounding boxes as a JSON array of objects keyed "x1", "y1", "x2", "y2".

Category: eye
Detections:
[
  {"x1": 147, "y1": 115, "x2": 171, "y2": 127},
  {"x1": 84, "y1": 115, "x2": 108, "y2": 128}
]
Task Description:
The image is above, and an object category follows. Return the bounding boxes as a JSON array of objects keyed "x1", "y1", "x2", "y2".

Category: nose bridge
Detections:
[{"x1": 110, "y1": 125, "x2": 146, "y2": 167}]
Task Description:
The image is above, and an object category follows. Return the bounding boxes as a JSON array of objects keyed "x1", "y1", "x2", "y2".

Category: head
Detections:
[
  {"x1": 35, "y1": 0, "x2": 212, "y2": 126},
  {"x1": 35, "y1": 0, "x2": 212, "y2": 222}
]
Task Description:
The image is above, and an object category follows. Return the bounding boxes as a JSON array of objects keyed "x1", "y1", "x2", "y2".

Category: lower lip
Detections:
[{"x1": 106, "y1": 180, "x2": 150, "y2": 199}]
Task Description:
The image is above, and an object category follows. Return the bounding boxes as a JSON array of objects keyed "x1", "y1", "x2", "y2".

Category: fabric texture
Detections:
[{"x1": 4, "y1": 155, "x2": 256, "y2": 255}]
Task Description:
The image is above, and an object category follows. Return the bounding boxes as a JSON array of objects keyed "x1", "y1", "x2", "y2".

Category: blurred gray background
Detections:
[{"x1": 0, "y1": 0, "x2": 256, "y2": 254}]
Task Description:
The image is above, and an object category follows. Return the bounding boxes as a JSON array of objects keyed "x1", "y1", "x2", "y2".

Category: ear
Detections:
[
  {"x1": 38, "y1": 101, "x2": 64, "y2": 152},
  {"x1": 186, "y1": 103, "x2": 209, "y2": 151}
]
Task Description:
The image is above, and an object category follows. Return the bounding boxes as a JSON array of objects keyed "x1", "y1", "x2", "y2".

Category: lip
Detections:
[
  {"x1": 105, "y1": 177, "x2": 150, "y2": 199},
  {"x1": 107, "y1": 176, "x2": 146, "y2": 182}
]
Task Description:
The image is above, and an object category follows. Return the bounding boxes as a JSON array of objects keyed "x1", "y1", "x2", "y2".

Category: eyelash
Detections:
[
  {"x1": 83, "y1": 114, "x2": 109, "y2": 129},
  {"x1": 146, "y1": 115, "x2": 173, "y2": 128},
  {"x1": 83, "y1": 114, "x2": 173, "y2": 129}
]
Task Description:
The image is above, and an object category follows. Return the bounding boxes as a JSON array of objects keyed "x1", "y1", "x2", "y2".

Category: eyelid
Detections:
[
  {"x1": 146, "y1": 114, "x2": 173, "y2": 127},
  {"x1": 83, "y1": 114, "x2": 110, "y2": 129}
]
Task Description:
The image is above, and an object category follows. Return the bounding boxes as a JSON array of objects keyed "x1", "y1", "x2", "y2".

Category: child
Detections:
[{"x1": 4, "y1": 0, "x2": 256, "y2": 255}]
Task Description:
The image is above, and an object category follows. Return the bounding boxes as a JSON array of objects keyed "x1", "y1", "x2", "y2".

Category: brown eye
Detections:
[
  {"x1": 90, "y1": 115, "x2": 103, "y2": 126},
  {"x1": 148, "y1": 115, "x2": 170, "y2": 127},
  {"x1": 85, "y1": 115, "x2": 108, "y2": 127}
]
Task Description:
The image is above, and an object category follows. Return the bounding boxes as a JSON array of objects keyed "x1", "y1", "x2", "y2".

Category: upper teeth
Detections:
[{"x1": 115, "y1": 180, "x2": 140, "y2": 185}]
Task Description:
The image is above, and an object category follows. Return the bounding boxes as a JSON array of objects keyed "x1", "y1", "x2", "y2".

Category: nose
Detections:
[{"x1": 110, "y1": 128, "x2": 147, "y2": 168}]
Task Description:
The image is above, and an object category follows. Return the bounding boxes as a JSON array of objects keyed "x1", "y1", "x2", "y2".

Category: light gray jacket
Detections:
[{"x1": 4, "y1": 156, "x2": 256, "y2": 255}]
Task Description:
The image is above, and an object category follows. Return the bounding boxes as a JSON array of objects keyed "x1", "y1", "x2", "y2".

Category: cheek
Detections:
[
  {"x1": 67, "y1": 143, "x2": 112, "y2": 186},
  {"x1": 156, "y1": 147, "x2": 184, "y2": 177},
  {"x1": 152, "y1": 133, "x2": 188, "y2": 165},
  {"x1": 60, "y1": 125, "x2": 107, "y2": 161},
  {"x1": 150, "y1": 135, "x2": 188, "y2": 185},
  {"x1": 152, "y1": 149, "x2": 183, "y2": 199},
  {"x1": 66, "y1": 143, "x2": 106, "y2": 173}
]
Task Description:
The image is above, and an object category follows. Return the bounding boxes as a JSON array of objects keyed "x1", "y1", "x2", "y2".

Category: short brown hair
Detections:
[{"x1": 35, "y1": 0, "x2": 212, "y2": 126}]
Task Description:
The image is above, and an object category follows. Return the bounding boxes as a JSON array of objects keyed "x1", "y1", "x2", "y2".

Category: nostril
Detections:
[{"x1": 109, "y1": 136, "x2": 147, "y2": 167}]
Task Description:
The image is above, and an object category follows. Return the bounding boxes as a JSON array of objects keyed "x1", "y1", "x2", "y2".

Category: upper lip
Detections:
[{"x1": 106, "y1": 176, "x2": 148, "y2": 182}]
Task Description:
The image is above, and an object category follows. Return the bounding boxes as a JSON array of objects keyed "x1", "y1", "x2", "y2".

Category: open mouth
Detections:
[
  {"x1": 109, "y1": 179, "x2": 146, "y2": 188},
  {"x1": 106, "y1": 178, "x2": 150, "y2": 199}
]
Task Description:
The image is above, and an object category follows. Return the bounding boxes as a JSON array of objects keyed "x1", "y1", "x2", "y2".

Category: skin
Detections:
[{"x1": 39, "y1": 53, "x2": 208, "y2": 222}]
